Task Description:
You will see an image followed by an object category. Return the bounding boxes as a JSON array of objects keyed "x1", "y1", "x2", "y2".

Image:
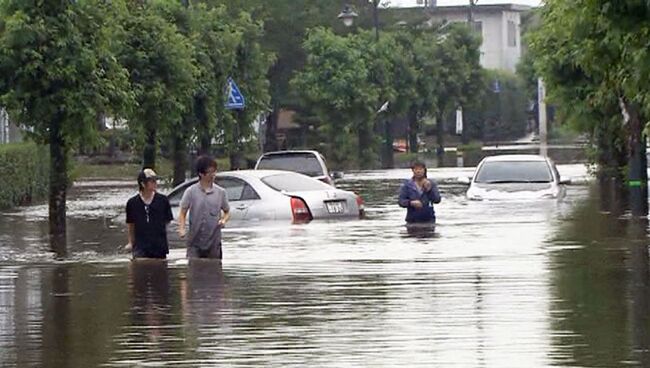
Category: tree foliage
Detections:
[
  {"x1": 0, "y1": 0, "x2": 132, "y2": 240},
  {"x1": 118, "y1": 0, "x2": 196, "y2": 169},
  {"x1": 292, "y1": 21, "x2": 484, "y2": 168},
  {"x1": 529, "y1": 0, "x2": 650, "y2": 214},
  {"x1": 527, "y1": 0, "x2": 650, "y2": 172}
]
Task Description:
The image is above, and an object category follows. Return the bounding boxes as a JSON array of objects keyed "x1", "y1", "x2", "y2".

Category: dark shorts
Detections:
[
  {"x1": 132, "y1": 247, "x2": 167, "y2": 259},
  {"x1": 187, "y1": 242, "x2": 222, "y2": 259}
]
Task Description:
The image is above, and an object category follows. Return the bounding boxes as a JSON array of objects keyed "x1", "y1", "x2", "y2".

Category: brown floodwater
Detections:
[{"x1": 1, "y1": 162, "x2": 649, "y2": 367}]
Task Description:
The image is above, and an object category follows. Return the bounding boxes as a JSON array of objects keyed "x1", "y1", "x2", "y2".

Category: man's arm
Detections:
[
  {"x1": 398, "y1": 182, "x2": 422, "y2": 209},
  {"x1": 178, "y1": 207, "x2": 188, "y2": 238},
  {"x1": 218, "y1": 190, "x2": 230, "y2": 226},
  {"x1": 398, "y1": 183, "x2": 411, "y2": 208},
  {"x1": 125, "y1": 200, "x2": 135, "y2": 250},
  {"x1": 164, "y1": 196, "x2": 173, "y2": 224},
  {"x1": 126, "y1": 224, "x2": 135, "y2": 247},
  {"x1": 219, "y1": 210, "x2": 230, "y2": 226},
  {"x1": 178, "y1": 188, "x2": 192, "y2": 238}
]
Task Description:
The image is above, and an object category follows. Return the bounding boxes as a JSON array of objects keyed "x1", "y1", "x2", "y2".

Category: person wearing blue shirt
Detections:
[{"x1": 398, "y1": 160, "x2": 441, "y2": 223}]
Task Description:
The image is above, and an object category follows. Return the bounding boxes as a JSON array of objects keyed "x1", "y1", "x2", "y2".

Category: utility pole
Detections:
[
  {"x1": 468, "y1": 0, "x2": 477, "y2": 24},
  {"x1": 538, "y1": 78, "x2": 548, "y2": 157}
]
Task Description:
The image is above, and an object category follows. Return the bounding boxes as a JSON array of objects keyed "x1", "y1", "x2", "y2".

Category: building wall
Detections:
[
  {"x1": 502, "y1": 11, "x2": 522, "y2": 72},
  {"x1": 426, "y1": 6, "x2": 526, "y2": 73}
]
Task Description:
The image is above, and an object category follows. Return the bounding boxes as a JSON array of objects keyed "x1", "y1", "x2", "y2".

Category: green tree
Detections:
[
  {"x1": 204, "y1": 0, "x2": 346, "y2": 152},
  {"x1": 118, "y1": 1, "x2": 196, "y2": 170},
  {"x1": 432, "y1": 23, "x2": 483, "y2": 151},
  {"x1": 226, "y1": 11, "x2": 273, "y2": 169},
  {"x1": 153, "y1": 2, "x2": 240, "y2": 185},
  {"x1": 0, "y1": 0, "x2": 131, "y2": 243},
  {"x1": 292, "y1": 28, "x2": 379, "y2": 169}
]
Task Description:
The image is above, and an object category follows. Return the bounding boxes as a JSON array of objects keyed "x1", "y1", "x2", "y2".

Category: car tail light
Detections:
[
  {"x1": 356, "y1": 194, "x2": 365, "y2": 218},
  {"x1": 290, "y1": 197, "x2": 312, "y2": 223}
]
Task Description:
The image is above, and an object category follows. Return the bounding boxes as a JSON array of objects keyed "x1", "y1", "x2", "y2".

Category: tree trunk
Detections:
[
  {"x1": 263, "y1": 108, "x2": 279, "y2": 152},
  {"x1": 620, "y1": 98, "x2": 648, "y2": 216},
  {"x1": 407, "y1": 106, "x2": 419, "y2": 154},
  {"x1": 143, "y1": 128, "x2": 156, "y2": 169},
  {"x1": 230, "y1": 111, "x2": 245, "y2": 170},
  {"x1": 49, "y1": 116, "x2": 68, "y2": 253},
  {"x1": 357, "y1": 122, "x2": 373, "y2": 169},
  {"x1": 436, "y1": 113, "x2": 445, "y2": 156},
  {"x1": 172, "y1": 133, "x2": 187, "y2": 187},
  {"x1": 380, "y1": 118, "x2": 394, "y2": 169}
]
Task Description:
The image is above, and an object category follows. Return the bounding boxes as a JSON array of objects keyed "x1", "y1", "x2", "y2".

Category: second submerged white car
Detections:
[{"x1": 466, "y1": 154, "x2": 569, "y2": 200}]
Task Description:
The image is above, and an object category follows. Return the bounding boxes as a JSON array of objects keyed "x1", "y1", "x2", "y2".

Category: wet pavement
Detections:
[{"x1": 1, "y1": 163, "x2": 650, "y2": 367}]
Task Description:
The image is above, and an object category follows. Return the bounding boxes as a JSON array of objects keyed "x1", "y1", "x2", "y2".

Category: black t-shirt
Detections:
[{"x1": 126, "y1": 192, "x2": 173, "y2": 258}]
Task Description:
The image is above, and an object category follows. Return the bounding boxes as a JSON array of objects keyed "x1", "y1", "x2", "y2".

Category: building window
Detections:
[{"x1": 507, "y1": 20, "x2": 517, "y2": 47}]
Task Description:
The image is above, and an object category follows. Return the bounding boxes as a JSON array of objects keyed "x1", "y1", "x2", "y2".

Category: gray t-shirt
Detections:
[{"x1": 180, "y1": 182, "x2": 230, "y2": 250}]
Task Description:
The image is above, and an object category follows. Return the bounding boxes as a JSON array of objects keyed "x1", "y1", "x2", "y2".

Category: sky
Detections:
[{"x1": 390, "y1": 0, "x2": 542, "y2": 7}]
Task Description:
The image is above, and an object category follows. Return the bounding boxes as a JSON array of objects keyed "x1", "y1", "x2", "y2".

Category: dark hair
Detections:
[
  {"x1": 410, "y1": 160, "x2": 427, "y2": 178},
  {"x1": 410, "y1": 160, "x2": 426, "y2": 169},
  {"x1": 196, "y1": 155, "x2": 217, "y2": 175}
]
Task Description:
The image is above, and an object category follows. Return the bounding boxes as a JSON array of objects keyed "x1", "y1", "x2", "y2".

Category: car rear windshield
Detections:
[
  {"x1": 261, "y1": 173, "x2": 331, "y2": 192},
  {"x1": 474, "y1": 161, "x2": 553, "y2": 183},
  {"x1": 256, "y1": 153, "x2": 324, "y2": 177}
]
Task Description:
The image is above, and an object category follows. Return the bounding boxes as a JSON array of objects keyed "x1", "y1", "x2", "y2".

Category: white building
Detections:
[{"x1": 425, "y1": 4, "x2": 531, "y2": 72}]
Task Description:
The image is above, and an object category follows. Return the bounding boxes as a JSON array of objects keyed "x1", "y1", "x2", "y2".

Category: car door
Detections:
[
  {"x1": 167, "y1": 180, "x2": 196, "y2": 221},
  {"x1": 215, "y1": 176, "x2": 260, "y2": 222}
]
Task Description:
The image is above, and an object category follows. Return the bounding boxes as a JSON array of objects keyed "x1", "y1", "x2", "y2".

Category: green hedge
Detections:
[{"x1": 0, "y1": 143, "x2": 49, "y2": 209}]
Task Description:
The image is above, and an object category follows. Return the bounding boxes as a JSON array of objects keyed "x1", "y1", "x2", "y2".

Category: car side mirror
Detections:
[
  {"x1": 331, "y1": 171, "x2": 344, "y2": 180},
  {"x1": 559, "y1": 177, "x2": 571, "y2": 185},
  {"x1": 457, "y1": 176, "x2": 472, "y2": 185}
]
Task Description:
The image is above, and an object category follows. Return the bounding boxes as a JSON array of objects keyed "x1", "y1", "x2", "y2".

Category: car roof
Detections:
[
  {"x1": 218, "y1": 169, "x2": 306, "y2": 179},
  {"x1": 481, "y1": 154, "x2": 549, "y2": 162},
  {"x1": 259, "y1": 150, "x2": 322, "y2": 157},
  {"x1": 170, "y1": 170, "x2": 303, "y2": 190}
]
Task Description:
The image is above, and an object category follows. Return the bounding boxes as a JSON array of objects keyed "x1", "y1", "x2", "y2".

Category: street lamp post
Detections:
[{"x1": 339, "y1": 2, "x2": 394, "y2": 168}]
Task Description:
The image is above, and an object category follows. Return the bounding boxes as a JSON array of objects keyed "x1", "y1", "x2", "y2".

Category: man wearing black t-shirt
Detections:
[{"x1": 125, "y1": 168, "x2": 173, "y2": 259}]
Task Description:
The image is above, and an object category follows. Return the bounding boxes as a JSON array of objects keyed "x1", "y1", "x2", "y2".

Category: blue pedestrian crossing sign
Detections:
[{"x1": 225, "y1": 77, "x2": 245, "y2": 110}]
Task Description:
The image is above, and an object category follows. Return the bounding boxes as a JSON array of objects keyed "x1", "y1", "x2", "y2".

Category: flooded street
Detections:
[{"x1": 1, "y1": 164, "x2": 650, "y2": 367}]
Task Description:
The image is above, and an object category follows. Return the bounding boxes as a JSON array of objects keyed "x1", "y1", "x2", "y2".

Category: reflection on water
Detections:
[
  {"x1": 2, "y1": 168, "x2": 650, "y2": 366},
  {"x1": 403, "y1": 223, "x2": 438, "y2": 239}
]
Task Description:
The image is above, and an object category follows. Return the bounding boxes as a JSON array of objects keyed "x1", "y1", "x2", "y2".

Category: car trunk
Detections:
[{"x1": 282, "y1": 189, "x2": 359, "y2": 219}]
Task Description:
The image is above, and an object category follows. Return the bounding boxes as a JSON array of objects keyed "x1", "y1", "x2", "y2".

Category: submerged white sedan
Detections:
[
  {"x1": 167, "y1": 170, "x2": 364, "y2": 225},
  {"x1": 466, "y1": 154, "x2": 569, "y2": 200}
]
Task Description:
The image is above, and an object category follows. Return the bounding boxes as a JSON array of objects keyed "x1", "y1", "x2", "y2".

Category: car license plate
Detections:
[{"x1": 326, "y1": 201, "x2": 345, "y2": 214}]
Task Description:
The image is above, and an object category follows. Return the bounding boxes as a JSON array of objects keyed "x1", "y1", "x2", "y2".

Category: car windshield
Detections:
[
  {"x1": 256, "y1": 153, "x2": 324, "y2": 177},
  {"x1": 474, "y1": 160, "x2": 553, "y2": 183},
  {"x1": 261, "y1": 173, "x2": 331, "y2": 192}
]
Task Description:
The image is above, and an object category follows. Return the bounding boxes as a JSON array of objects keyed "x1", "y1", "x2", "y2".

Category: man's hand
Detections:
[
  {"x1": 178, "y1": 226, "x2": 187, "y2": 239},
  {"x1": 218, "y1": 218, "x2": 227, "y2": 227},
  {"x1": 410, "y1": 199, "x2": 423, "y2": 209},
  {"x1": 124, "y1": 243, "x2": 132, "y2": 251},
  {"x1": 423, "y1": 179, "x2": 432, "y2": 191}
]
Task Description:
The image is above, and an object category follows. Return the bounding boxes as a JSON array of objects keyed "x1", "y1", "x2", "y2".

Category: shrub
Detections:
[{"x1": 0, "y1": 143, "x2": 49, "y2": 208}]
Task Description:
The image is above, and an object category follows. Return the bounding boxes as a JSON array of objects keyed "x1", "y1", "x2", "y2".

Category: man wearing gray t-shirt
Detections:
[{"x1": 178, "y1": 156, "x2": 230, "y2": 258}]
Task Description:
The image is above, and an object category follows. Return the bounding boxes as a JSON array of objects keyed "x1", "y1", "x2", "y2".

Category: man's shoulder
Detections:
[
  {"x1": 154, "y1": 192, "x2": 170, "y2": 203},
  {"x1": 126, "y1": 194, "x2": 140, "y2": 205},
  {"x1": 183, "y1": 182, "x2": 201, "y2": 195},
  {"x1": 213, "y1": 184, "x2": 228, "y2": 198}
]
